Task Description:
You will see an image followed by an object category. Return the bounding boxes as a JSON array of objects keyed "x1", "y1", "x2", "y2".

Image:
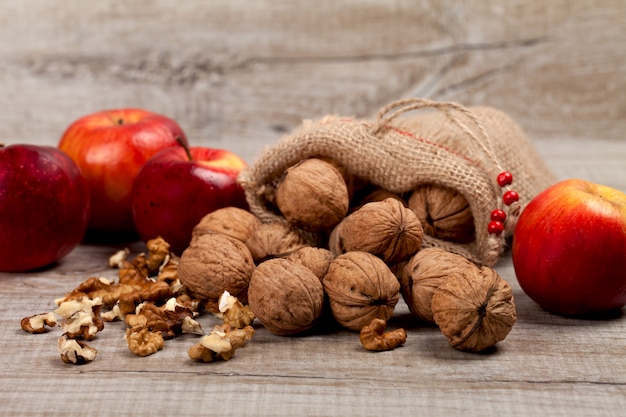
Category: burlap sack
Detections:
[{"x1": 238, "y1": 98, "x2": 556, "y2": 266}]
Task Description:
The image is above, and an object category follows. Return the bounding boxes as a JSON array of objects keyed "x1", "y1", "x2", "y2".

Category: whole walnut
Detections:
[
  {"x1": 191, "y1": 207, "x2": 261, "y2": 244},
  {"x1": 323, "y1": 251, "x2": 401, "y2": 331},
  {"x1": 248, "y1": 258, "x2": 325, "y2": 336},
  {"x1": 397, "y1": 248, "x2": 476, "y2": 324},
  {"x1": 274, "y1": 158, "x2": 349, "y2": 232},
  {"x1": 350, "y1": 186, "x2": 405, "y2": 213},
  {"x1": 178, "y1": 234, "x2": 255, "y2": 311},
  {"x1": 408, "y1": 184, "x2": 475, "y2": 243},
  {"x1": 329, "y1": 198, "x2": 424, "y2": 265},
  {"x1": 245, "y1": 221, "x2": 309, "y2": 263},
  {"x1": 286, "y1": 246, "x2": 335, "y2": 281},
  {"x1": 431, "y1": 266, "x2": 516, "y2": 352}
]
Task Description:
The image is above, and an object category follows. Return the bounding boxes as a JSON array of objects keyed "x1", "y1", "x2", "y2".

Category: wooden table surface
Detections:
[
  {"x1": 2, "y1": 2, "x2": 626, "y2": 416},
  {"x1": 1, "y1": 137, "x2": 625, "y2": 417}
]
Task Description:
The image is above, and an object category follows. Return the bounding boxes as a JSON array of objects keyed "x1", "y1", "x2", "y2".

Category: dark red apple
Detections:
[
  {"x1": 0, "y1": 143, "x2": 90, "y2": 272},
  {"x1": 58, "y1": 108, "x2": 188, "y2": 234},
  {"x1": 512, "y1": 178, "x2": 626, "y2": 316},
  {"x1": 131, "y1": 145, "x2": 248, "y2": 255}
]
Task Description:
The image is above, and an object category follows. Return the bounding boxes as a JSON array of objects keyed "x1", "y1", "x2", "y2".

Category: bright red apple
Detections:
[
  {"x1": 58, "y1": 109, "x2": 188, "y2": 235},
  {"x1": 0, "y1": 143, "x2": 90, "y2": 272},
  {"x1": 512, "y1": 178, "x2": 626, "y2": 316},
  {"x1": 131, "y1": 144, "x2": 248, "y2": 255}
]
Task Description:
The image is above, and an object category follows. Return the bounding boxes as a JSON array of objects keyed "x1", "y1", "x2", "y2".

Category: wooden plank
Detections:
[
  {"x1": 1, "y1": 1, "x2": 625, "y2": 164},
  {"x1": 1, "y1": 2, "x2": 626, "y2": 416}
]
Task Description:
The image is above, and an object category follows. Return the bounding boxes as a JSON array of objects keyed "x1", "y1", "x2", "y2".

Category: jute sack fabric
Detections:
[{"x1": 238, "y1": 98, "x2": 556, "y2": 266}]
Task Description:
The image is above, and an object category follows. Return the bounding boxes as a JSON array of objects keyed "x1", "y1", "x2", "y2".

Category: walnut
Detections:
[
  {"x1": 350, "y1": 186, "x2": 405, "y2": 213},
  {"x1": 431, "y1": 266, "x2": 517, "y2": 352},
  {"x1": 191, "y1": 206, "x2": 261, "y2": 244},
  {"x1": 188, "y1": 324, "x2": 254, "y2": 363},
  {"x1": 408, "y1": 184, "x2": 475, "y2": 243},
  {"x1": 20, "y1": 312, "x2": 57, "y2": 334},
  {"x1": 285, "y1": 246, "x2": 334, "y2": 280},
  {"x1": 55, "y1": 296, "x2": 104, "y2": 341},
  {"x1": 125, "y1": 327, "x2": 165, "y2": 357},
  {"x1": 125, "y1": 298, "x2": 203, "y2": 340},
  {"x1": 323, "y1": 251, "x2": 401, "y2": 331},
  {"x1": 274, "y1": 158, "x2": 349, "y2": 232},
  {"x1": 248, "y1": 258, "x2": 325, "y2": 336},
  {"x1": 178, "y1": 233, "x2": 255, "y2": 310},
  {"x1": 215, "y1": 291, "x2": 256, "y2": 329},
  {"x1": 397, "y1": 248, "x2": 476, "y2": 324},
  {"x1": 359, "y1": 318, "x2": 407, "y2": 351},
  {"x1": 245, "y1": 221, "x2": 309, "y2": 263},
  {"x1": 117, "y1": 280, "x2": 172, "y2": 316},
  {"x1": 57, "y1": 336, "x2": 98, "y2": 364},
  {"x1": 329, "y1": 198, "x2": 424, "y2": 265},
  {"x1": 144, "y1": 236, "x2": 172, "y2": 273}
]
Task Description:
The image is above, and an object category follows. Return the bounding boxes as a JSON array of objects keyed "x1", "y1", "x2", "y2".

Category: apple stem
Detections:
[
  {"x1": 177, "y1": 137, "x2": 193, "y2": 161},
  {"x1": 117, "y1": 118, "x2": 124, "y2": 125},
  {"x1": 0, "y1": 142, "x2": 4, "y2": 148}
]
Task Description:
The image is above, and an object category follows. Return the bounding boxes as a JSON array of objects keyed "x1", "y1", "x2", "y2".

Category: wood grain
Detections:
[
  {"x1": 1, "y1": 2, "x2": 626, "y2": 416},
  {"x1": 1, "y1": 1, "x2": 625, "y2": 164}
]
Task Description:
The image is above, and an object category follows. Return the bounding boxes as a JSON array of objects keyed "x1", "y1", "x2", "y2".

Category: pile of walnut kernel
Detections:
[
  {"x1": 20, "y1": 157, "x2": 517, "y2": 364},
  {"x1": 21, "y1": 237, "x2": 255, "y2": 364}
]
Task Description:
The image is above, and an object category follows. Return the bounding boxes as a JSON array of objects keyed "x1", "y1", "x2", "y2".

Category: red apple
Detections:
[
  {"x1": 512, "y1": 178, "x2": 626, "y2": 316},
  {"x1": 58, "y1": 109, "x2": 188, "y2": 234},
  {"x1": 0, "y1": 143, "x2": 90, "y2": 272},
  {"x1": 131, "y1": 144, "x2": 248, "y2": 255}
]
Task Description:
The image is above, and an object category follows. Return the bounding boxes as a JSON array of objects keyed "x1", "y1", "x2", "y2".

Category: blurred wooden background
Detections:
[{"x1": 1, "y1": 0, "x2": 624, "y2": 163}]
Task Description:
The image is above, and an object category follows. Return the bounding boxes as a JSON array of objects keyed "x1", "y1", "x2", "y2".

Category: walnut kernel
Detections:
[{"x1": 359, "y1": 318, "x2": 407, "y2": 351}]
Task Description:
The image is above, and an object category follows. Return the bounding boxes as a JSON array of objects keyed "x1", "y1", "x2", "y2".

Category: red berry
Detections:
[
  {"x1": 488, "y1": 221, "x2": 504, "y2": 234},
  {"x1": 503, "y1": 190, "x2": 519, "y2": 205},
  {"x1": 490, "y1": 209, "x2": 507, "y2": 222},
  {"x1": 497, "y1": 171, "x2": 513, "y2": 187}
]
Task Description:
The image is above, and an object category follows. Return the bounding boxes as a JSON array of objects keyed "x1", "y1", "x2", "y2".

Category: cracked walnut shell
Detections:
[
  {"x1": 408, "y1": 184, "x2": 475, "y2": 244},
  {"x1": 329, "y1": 198, "x2": 423, "y2": 264},
  {"x1": 248, "y1": 257, "x2": 325, "y2": 336},
  {"x1": 275, "y1": 158, "x2": 349, "y2": 232},
  {"x1": 323, "y1": 251, "x2": 400, "y2": 331},
  {"x1": 431, "y1": 266, "x2": 516, "y2": 352},
  {"x1": 178, "y1": 233, "x2": 255, "y2": 309},
  {"x1": 397, "y1": 248, "x2": 476, "y2": 324}
]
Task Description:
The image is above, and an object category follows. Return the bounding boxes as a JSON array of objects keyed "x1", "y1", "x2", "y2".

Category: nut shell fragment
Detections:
[
  {"x1": 323, "y1": 251, "x2": 401, "y2": 331},
  {"x1": 431, "y1": 266, "x2": 516, "y2": 352}
]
